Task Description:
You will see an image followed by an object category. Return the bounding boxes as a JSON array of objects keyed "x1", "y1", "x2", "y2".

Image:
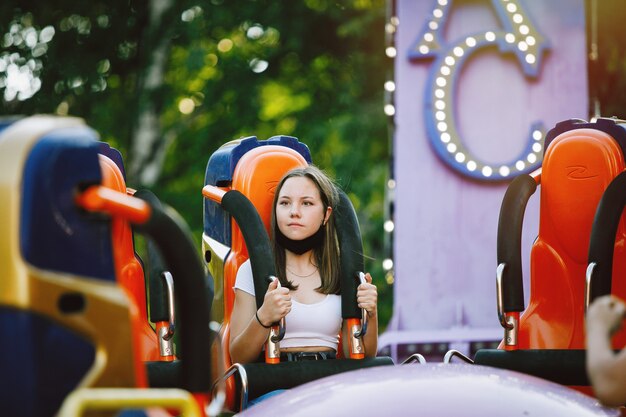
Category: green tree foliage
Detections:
[
  {"x1": 0, "y1": 0, "x2": 394, "y2": 327},
  {"x1": 589, "y1": 1, "x2": 626, "y2": 118}
]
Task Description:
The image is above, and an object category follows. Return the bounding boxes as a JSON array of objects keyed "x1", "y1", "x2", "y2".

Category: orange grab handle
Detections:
[
  {"x1": 76, "y1": 185, "x2": 151, "y2": 224},
  {"x1": 530, "y1": 168, "x2": 541, "y2": 184},
  {"x1": 503, "y1": 312, "x2": 520, "y2": 351},
  {"x1": 346, "y1": 318, "x2": 365, "y2": 359},
  {"x1": 265, "y1": 347, "x2": 280, "y2": 364},
  {"x1": 155, "y1": 321, "x2": 175, "y2": 362},
  {"x1": 202, "y1": 185, "x2": 228, "y2": 204}
]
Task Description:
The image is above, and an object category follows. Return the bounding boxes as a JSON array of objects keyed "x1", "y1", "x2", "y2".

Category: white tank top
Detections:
[{"x1": 234, "y1": 260, "x2": 342, "y2": 350}]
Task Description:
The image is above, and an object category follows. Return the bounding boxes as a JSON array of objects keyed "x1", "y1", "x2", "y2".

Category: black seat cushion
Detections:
[
  {"x1": 242, "y1": 356, "x2": 394, "y2": 400},
  {"x1": 474, "y1": 349, "x2": 588, "y2": 386}
]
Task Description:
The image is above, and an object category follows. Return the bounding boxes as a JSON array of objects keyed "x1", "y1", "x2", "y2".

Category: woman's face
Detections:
[{"x1": 276, "y1": 176, "x2": 330, "y2": 241}]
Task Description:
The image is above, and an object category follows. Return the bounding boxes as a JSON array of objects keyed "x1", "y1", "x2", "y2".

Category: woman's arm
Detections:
[
  {"x1": 229, "y1": 290, "x2": 268, "y2": 364},
  {"x1": 586, "y1": 295, "x2": 626, "y2": 406},
  {"x1": 229, "y1": 279, "x2": 292, "y2": 364}
]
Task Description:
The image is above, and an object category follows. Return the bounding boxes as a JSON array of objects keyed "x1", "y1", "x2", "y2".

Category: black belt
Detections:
[{"x1": 280, "y1": 351, "x2": 336, "y2": 361}]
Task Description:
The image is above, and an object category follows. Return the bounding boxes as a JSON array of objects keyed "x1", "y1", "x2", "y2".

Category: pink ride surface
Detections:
[{"x1": 238, "y1": 364, "x2": 618, "y2": 416}]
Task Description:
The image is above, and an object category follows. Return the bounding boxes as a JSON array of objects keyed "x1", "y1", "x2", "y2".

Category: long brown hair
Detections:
[{"x1": 271, "y1": 166, "x2": 341, "y2": 294}]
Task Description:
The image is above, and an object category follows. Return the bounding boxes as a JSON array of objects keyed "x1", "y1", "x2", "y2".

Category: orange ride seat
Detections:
[
  {"x1": 98, "y1": 146, "x2": 161, "y2": 363},
  {"x1": 519, "y1": 119, "x2": 626, "y2": 350},
  {"x1": 474, "y1": 118, "x2": 626, "y2": 394}
]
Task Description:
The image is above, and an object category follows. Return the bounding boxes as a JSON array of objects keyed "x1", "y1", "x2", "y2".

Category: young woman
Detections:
[
  {"x1": 229, "y1": 165, "x2": 378, "y2": 365},
  {"x1": 586, "y1": 294, "x2": 626, "y2": 406}
]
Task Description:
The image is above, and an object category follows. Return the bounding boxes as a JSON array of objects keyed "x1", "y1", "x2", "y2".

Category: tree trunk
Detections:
[{"x1": 129, "y1": 0, "x2": 175, "y2": 186}]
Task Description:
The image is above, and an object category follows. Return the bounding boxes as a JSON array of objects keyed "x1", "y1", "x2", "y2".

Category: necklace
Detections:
[{"x1": 286, "y1": 265, "x2": 318, "y2": 278}]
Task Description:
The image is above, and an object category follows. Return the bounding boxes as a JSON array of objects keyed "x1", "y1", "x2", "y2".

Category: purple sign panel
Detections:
[{"x1": 382, "y1": 0, "x2": 587, "y2": 360}]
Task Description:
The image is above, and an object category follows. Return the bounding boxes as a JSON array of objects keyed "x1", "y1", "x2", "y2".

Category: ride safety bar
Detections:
[
  {"x1": 75, "y1": 185, "x2": 151, "y2": 224},
  {"x1": 353, "y1": 272, "x2": 368, "y2": 339},
  {"x1": 202, "y1": 185, "x2": 229, "y2": 203},
  {"x1": 58, "y1": 388, "x2": 201, "y2": 417},
  {"x1": 265, "y1": 276, "x2": 287, "y2": 364}
]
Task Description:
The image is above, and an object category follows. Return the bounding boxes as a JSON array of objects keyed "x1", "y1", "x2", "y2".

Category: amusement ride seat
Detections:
[
  {"x1": 474, "y1": 118, "x2": 626, "y2": 392},
  {"x1": 0, "y1": 115, "x2": 213, "y2": 416},
  {"x1": 97, "y1": 143, "x2": 164, "y2": 363},
  {"x1": 202, "y1": 136, "x2": 392, "y2": 411},
  {"x1": 0, "y1": 116, "x2": 141, "y2": 417},
  {"x1": 98, "y1": 143, "x2": 196, "y2": 366}
]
